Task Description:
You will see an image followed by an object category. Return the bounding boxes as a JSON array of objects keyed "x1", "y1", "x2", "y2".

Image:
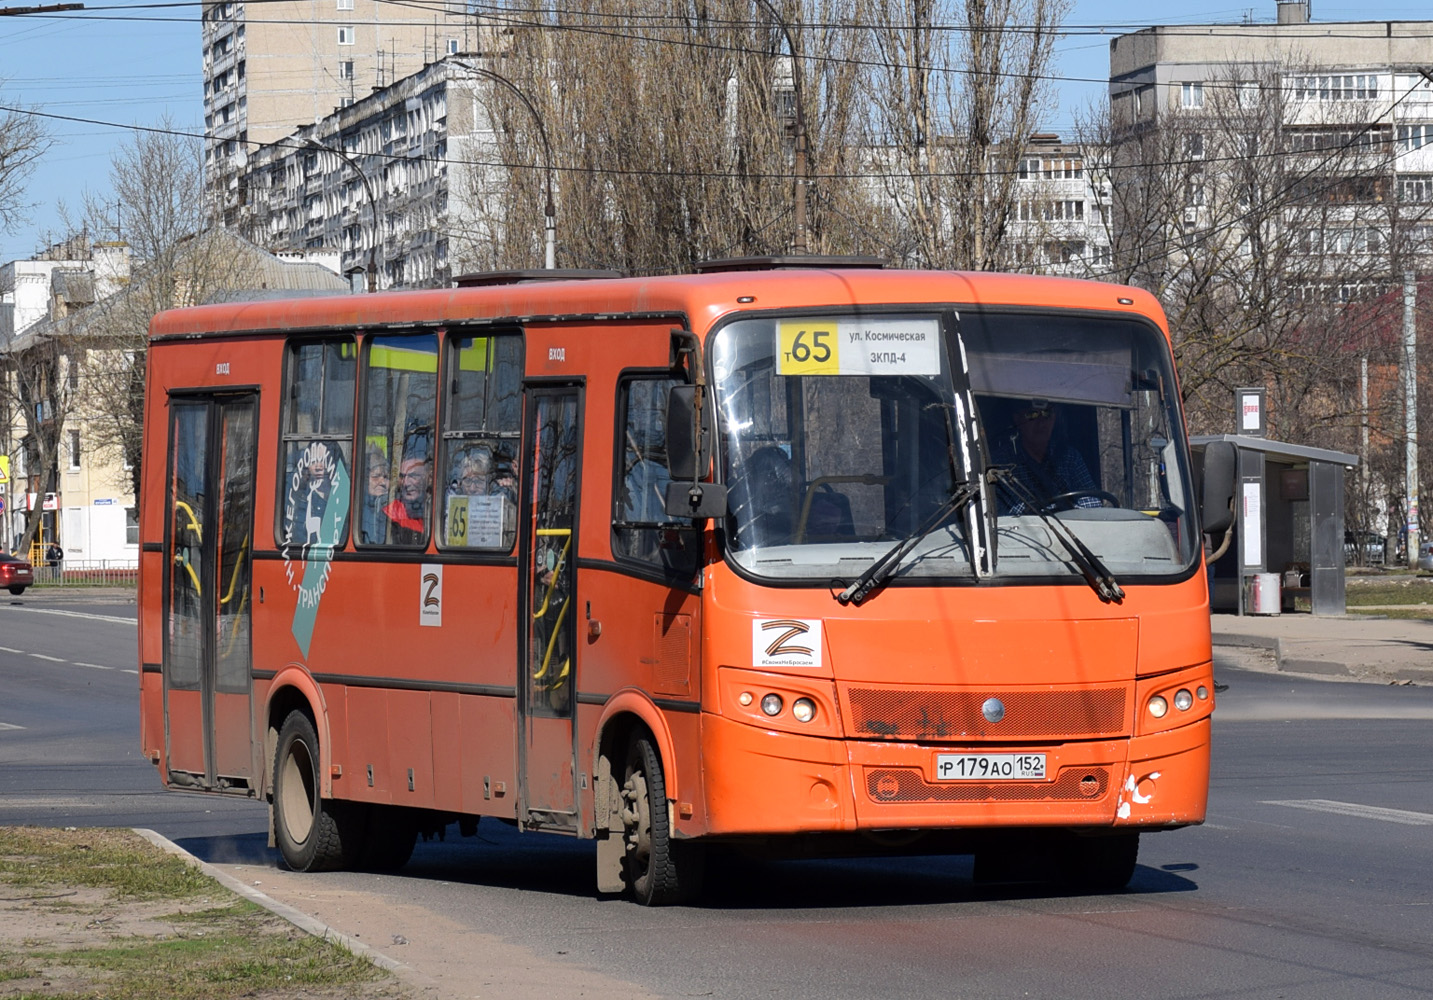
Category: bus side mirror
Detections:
[
  {"x1": 664, "y1": 480, "x2": 728, "y2": 519},
  {"x1": 1199, "y1": 441, "x2": 1236, "y2": 535},
  {"x1": 665, "y1": 384, "x2": 713, "y2": 482}
]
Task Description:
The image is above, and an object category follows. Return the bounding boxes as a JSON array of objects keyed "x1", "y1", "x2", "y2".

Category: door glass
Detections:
[
  {"x1": 215, "y1": 400, "x2": 255, "y2": 694},
  {"x1": 167, "y1": 401, "x2": 208, "y2": 690},
  {"x1": 527, "y1": 392, "x2": 580, "y2": 719}
]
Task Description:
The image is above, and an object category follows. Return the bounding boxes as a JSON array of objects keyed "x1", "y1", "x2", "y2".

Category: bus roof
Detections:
[{"x1": 147, "y1": 268, "x2": 1168, "y2": 341}]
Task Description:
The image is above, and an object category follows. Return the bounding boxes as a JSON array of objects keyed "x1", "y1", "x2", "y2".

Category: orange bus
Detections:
[{"x1": 139, "y1": 259, "x2": 1235, "y2": 904}]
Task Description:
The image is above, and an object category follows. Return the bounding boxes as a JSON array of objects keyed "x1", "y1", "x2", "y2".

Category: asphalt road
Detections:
[{"x1": 2, "y1": 590, "x2": 1431, "y2": 999}]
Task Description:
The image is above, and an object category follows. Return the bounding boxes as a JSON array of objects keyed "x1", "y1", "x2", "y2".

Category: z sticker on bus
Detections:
[{"x1": 753, "y1": 618, "x2": 823, "y2": 669}]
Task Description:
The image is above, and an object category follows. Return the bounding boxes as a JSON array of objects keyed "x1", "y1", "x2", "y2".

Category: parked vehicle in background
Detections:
[
  {"x1": 1418, "y1": 541, "x2": 1433, "y2": 573},
  {"x1": 0, "y1": 552, "x2": 35, "y2": 594},
  {"x1": 1344, "y1": 531, "x2": 1386, "y2": 567}
]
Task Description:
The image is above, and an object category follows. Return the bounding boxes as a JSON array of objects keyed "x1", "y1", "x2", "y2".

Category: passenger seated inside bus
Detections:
[
  {"x1": 384, "y1": 438, "x2": 431, "y2": 545},
  {"x1": 445, "y1": 443, "x2": 516, "y2": 547},
  {"x1": 360, "y1": 445, "x2": 390, "y2": 544},
  {"x1": 988, "y1": 398, "x2": 1106, "y2": 514}
]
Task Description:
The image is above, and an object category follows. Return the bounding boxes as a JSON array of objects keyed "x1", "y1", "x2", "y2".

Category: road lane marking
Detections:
[
  {"x1": 1264, "y1": 799, "x2": 1433, "y2": 826},
  {"x1": 0, "y1": 722, "x2": 24, "y2": 731},
  {"x1": 73, "y1": 662, "x2": 112, "y2": 670},
  {"x1": 0, "y1": 607, "x2": 135, "y2": 625},
  {"x1": 0, "y1": 646, "x2": 20, "y2": 653},
  {"x1": 28, "y1": 653, "x2": 65, "y2": 662}
]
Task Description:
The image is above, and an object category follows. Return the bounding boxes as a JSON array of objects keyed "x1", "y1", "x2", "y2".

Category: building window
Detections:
[
  {"x1": 447, "y1": 38, "x2": 459, "y2": 55},
  {"x1": 125, "y1": 507, "x2": 140, "y2": 546},
  {"x1": 68, "y1": 430, "x2": 81, "y2": 470},
  {"x1": 339, "y1": 60, "x2": 355, "y2": 80},
  {"x1": 1237, "y1": 81, "x2": 1259, "y2": 109},
  {"x1": 1398, "y1": 124, "x2": 1432, "y2": 152},
  {"x1": 337, "y1": 0, "x2": 354, "y2": 8},
  {"x1": 1185, "y1": 133, "x2": 1204, "y2": 160},
  {"x1": 1181, "y1": 82, "x2": 1204, "y2": 109},
  {"x1": 1401, "y1": 175, "x2": 1433, "y2": 202},
  {"x1": 1017, "y1": 157, "x2": 1040, "y2": 181},
  {"x1": 1294, "y1": 74, "x2": 1379, "y2": 101},
  {"x1": 338, "y1": 25, "x2": 355, "y2": 45}
]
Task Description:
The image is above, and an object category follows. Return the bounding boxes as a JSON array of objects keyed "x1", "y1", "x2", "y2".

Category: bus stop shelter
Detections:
[{"x1": 1191, "y1": 435, "x2": 1358, "y2": 616}]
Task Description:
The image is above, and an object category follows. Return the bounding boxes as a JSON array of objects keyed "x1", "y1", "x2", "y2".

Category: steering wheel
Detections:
[{"x1": 1041, "y1": 489, "x2": 1120, "y2": 512}]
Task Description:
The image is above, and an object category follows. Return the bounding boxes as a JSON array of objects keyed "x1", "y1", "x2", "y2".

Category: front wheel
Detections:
[
  {"x1": 272, "y1": 710, "x2": 360, "y2": 872},
  {"x1": 620, "y1": 732, "x2": 703, "y2": 905}
]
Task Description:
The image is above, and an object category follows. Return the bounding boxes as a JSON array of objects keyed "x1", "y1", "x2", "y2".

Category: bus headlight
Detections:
[
  {"x1": 1147, "y1": 695, "x2": 1168, "y2": 719},
  {"x1": 760, "y1": 693, "x2": 784, "y2": 716},
  {"x1": 792, "y1": 698, "x2": 816, "y2": 723},
  {"x1": 1173, "y1": 689, "x2": 1194, "y2": 712}
]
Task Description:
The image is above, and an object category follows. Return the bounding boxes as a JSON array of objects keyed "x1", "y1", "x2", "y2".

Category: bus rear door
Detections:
[{"x1": 162, "y1": 393, "x2": 258, "y2": 791}]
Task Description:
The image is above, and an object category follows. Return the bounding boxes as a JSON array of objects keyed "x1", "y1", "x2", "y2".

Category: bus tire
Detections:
[
  {"x1": 620, "y1": 732, "x2": 702, "y2": 905},
  {"x1": 1057, "y1": 831, "x2": 1139, "y2": 891},
  {"x1": 273, "y1": 710, "x2": 358, "y2": 872},
  {"x1": 358, "y1": 806, "x2": 416, "y2": 872}
]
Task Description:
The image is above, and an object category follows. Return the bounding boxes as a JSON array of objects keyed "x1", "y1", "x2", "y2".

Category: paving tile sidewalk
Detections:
[{"x1": 1212, "y1": 612, "x2": 1433, "y2": 683}]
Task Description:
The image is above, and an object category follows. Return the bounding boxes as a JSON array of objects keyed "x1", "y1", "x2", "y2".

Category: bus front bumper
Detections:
[{"x1": 697, "y1": 713, "x2": 1209, "y2": 837}]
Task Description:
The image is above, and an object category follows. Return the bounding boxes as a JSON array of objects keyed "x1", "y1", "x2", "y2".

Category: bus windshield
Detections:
[{"x1": 711, "y1": 308, "x2": 1198, "y2": 586}]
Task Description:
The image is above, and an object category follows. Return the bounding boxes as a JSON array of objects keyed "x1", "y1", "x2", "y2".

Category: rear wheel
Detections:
[
  {"x1": 620, "y1": 732, "x2": 702, "y2": 905},
  {"x1": 1056, "y1": 832, "x2": 1139, "y2": 891},
  {"x1": 7, "y1": 586, "x2": 24, "y2": 595},
  {"x1": 272, "y1": 710, "x2": 360, "y2": 872}
]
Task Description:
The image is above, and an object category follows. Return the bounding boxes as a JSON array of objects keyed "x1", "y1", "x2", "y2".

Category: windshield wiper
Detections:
[
  {"x1": 836, "y1": 482, "x2": 980, "y2": 607},
  {"x1": 988, "y1": 467, "x2": 1125, "y2": 604}
]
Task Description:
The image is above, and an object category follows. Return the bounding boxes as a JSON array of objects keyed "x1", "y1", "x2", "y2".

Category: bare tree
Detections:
[
  {"x1": 0, "y1": 95, "x2": 50, "y2": 236},
  {"x1": 861, "y1": 0, "x2": 1069, "y2": 269},
  {"x1": 449, "y1": 1, "x2": 881, "y2": 275}
]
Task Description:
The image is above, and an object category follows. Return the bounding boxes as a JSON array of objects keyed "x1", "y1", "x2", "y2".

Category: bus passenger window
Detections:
[
  {"x1": 361, "y1": 332, "x2": 438, "y2": 547},
  {"x1": 440, "y1": 333, "x2": 522, "y2": 551},
  {"x1": 611, "y1": 378, "x2": 699, "y2": 575},
  {"x1": 278, "y1": 339, "x2": 354, "y2": 550}
]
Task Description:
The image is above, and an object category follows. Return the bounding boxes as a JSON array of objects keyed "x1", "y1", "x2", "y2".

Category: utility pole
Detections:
[{"x1": 1404, "y1": 272, "x2": 1418, "y2": 568}]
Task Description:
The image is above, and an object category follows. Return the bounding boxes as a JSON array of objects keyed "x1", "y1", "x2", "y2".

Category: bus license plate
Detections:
[{"x1": 934, "y1": 753, "x2": 1046, "y2": 781}]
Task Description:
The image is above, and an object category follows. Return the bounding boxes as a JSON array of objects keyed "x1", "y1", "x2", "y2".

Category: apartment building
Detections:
[
  {"x1": 1108, "y1": 0, "x2": 1433, "y2": 295},
  {"x1": 1006, "y1": 134, "x2": 1113, "y2": 277},
  {"x1": 241, "y1": 55, "x2": 513, "y2": 290},
  {"x1": 202, "y1": 0, "x2": 476, "y2": 177}
]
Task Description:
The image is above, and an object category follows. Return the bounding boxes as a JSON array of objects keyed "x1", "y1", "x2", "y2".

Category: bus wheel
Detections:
[
  {"x1": 273, "y1": 710, "x2": 358, "y2": 872},
  {"x1": 1057, "y1": 832, "x2": 1140, "y2": 892},
  {"x1": 620, "y1": 733, "x2": 702, "y2": 905},
  {"x1": 358, "y1": 806, "x2": 416, "y2": 872}
]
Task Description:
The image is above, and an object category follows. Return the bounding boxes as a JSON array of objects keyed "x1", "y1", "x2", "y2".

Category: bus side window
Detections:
[
  {"x1": 612, "y1": 377, "x2": 700, "y2": 576},
  {"x1": 361, "y1": 332, "x2": 439, "y2": 547},
  {"x1": 440, "y1": 333, "x2": 522, "y2": 551},
  {"x1": 277, "y1": 339, "x2": 355, "y2": 550}
]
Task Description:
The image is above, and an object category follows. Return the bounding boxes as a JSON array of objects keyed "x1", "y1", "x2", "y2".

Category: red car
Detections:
[{"x1": 0, "y1": 552, "x2": 34, "y2": 595}]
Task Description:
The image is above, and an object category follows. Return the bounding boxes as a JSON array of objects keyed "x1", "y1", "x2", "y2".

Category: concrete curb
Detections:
[
  {"x1": 132, "y1": 828, "x2": 414, "y2": 979},
  {"x1": 1214, "y1": 633, "x2": 1357, "y2": 679}
]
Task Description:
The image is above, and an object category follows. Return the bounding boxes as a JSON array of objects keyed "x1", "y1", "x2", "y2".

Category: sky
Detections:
[{"x1": 1, "y1": 0, "x2": 1430, "y2": 264}]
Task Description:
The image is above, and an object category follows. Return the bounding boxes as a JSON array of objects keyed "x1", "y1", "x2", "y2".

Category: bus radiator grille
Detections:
[
  {"x1": 846, "y1": 687, "x2": 1127, "y2": 741},
  {"x1": 863, "y1": 765, "x2": 1112, "y2": 803}
]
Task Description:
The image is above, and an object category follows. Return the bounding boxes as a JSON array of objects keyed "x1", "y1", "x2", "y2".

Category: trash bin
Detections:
[{"x1": 1247, "y1": 572, "x2": 1281, "y2": 615}]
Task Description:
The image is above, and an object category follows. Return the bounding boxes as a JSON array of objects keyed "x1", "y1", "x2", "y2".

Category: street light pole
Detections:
[
  {"x1": 307, "y1": 138, "x2": 379, "y2": 292},
  {"x1": 752, "y1": 0, "x2": 808, "y2": 254},
  {"x1": 451, "y1": 59, "x2": 556, "y2": 269}
]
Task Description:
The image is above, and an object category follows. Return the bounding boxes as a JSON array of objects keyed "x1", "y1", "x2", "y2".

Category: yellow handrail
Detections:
[{"x1": 531, "y1": 529, "x2": 572, "y2": 619}]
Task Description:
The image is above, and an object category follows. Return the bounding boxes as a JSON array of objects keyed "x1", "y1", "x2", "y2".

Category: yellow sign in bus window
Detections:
[{"x1": 776, "y1": 317, "x2": 941, "y2": 376}]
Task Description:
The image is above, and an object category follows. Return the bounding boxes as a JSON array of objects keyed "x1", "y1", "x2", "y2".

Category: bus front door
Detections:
[
  {"x1": 518, "y1": 386, "x2": 582, "y2": 832},
  {"x1": 162, "y1": 394, "x2": 258, "y2": 791}
]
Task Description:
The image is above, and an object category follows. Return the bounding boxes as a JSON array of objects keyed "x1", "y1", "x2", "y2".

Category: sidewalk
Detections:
[{"x1": 1212, "y1": 611, "x2": 1433, "y2": 683}]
